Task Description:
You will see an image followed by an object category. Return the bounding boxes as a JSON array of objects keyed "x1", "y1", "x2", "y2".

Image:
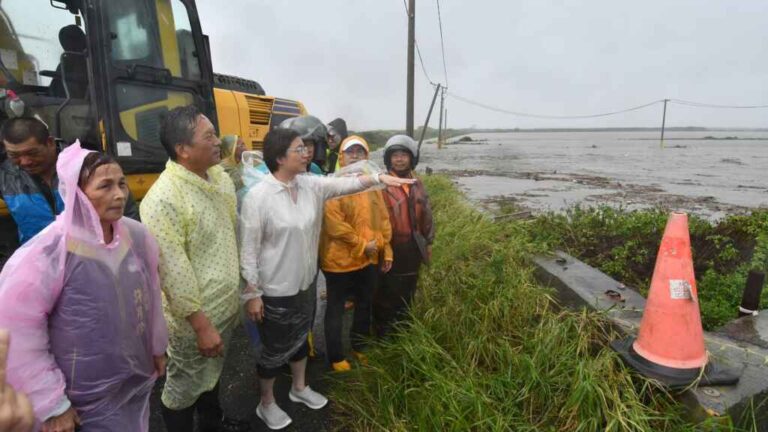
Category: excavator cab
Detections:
[
  {"x1": 0, "y1": 0, "x2": 216, "y2": 195},
  {"x1": 0, "y1": 0, "x2": 308, "y2": 261}
]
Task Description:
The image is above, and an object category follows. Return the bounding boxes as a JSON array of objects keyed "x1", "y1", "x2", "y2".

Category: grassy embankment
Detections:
[{"x1": 329, "y1": 175, "x2": 764, "y2": 431}]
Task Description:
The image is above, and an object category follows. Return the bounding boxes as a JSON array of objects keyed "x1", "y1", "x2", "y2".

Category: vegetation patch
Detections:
[
  {"x1": 528, "y1": 205, "x2": 768, "y2": 330},
  {"x1": 329, "y1": 176, "x2": 759, "y2": 431}
]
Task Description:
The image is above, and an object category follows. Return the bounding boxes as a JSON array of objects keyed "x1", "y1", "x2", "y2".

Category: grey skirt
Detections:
[{"x1": 258, "y1": 287, "x2": 314, "y2": 370}]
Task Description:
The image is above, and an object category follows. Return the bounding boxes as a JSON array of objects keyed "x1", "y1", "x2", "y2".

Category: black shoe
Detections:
[
  {"x1": 218, "y1": 417, "x2": 251, "y2": 432},
  {"x1": 199, "y1": 416, "x2": 250, "y2": 432}
]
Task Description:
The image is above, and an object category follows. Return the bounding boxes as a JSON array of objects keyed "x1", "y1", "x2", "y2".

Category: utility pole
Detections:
[
  {"x1": 444, "y1": 107, "x2": 448, "y2": 142},
  {"x1": 660, "y1": 98, "x2": 669, "y2": 148},
  {"x1": 437, "y1": 87, "x2": 445, "y2": 149},
  {"x1": 406, "y1": 0, "x2": 415, "y2": 137},
  {"x1": 416, "y1": 83, "x2": 442, "y2": 161}
]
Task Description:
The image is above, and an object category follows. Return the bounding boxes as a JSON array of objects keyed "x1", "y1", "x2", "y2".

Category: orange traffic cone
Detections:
[{"x1": 612, "y1": 212, "x2": 739, "y2": 388}]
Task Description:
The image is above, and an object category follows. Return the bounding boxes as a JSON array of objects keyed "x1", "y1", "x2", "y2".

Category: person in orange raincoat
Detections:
[{"x1": 319, "y1": 136, "x2": 393, "y2": 371}]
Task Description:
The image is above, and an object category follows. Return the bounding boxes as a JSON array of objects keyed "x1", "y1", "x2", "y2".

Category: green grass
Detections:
[{"x1": 329, "y1": 176, "x2": 755, "y2": 431}]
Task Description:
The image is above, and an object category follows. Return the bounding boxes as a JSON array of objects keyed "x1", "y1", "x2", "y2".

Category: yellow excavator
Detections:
[
  {"x1": 0, "y1": 0, "x2": 306, "y2": 254},
  {"x1": 0, "y1": 0, "x2": 306, "y2": 199}
]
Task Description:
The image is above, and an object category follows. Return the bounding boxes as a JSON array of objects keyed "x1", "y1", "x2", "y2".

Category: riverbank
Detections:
[{"x1": 329, "y1": 175, "x2": 759, "y2": 431}]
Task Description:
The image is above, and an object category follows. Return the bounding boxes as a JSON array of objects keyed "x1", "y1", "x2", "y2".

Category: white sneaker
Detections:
[
  {"x1": 256, "y1": 401, "x2": 292, "y2": 430},
  {"x1": 288, "y1": 385, "x2": 329, "y2": 409}
]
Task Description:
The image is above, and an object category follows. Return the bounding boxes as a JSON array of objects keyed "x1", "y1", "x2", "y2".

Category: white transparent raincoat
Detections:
[{"x1": 238, "y1": 158, "x2": 384, "y2": 366}]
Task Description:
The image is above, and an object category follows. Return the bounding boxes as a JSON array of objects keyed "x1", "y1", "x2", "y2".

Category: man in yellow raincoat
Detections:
[{"x1": 140, "y1": 106, "x2": 248, "y2": 432}]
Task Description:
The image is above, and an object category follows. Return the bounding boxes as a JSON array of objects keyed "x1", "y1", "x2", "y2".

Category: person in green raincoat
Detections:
[{"x1": 219, "y1": 135, "x2": 246, "y2": 191}]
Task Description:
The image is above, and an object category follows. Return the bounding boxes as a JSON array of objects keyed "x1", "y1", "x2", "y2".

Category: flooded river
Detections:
[{"x1": 414, "y1": 130, "x2": 768, "y2": 219}]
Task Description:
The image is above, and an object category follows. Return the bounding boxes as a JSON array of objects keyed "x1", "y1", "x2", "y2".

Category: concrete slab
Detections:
[
  {"x1": 532, "y1": 251, "x2": 645, "y2": 328},
  {"x1": 533, "y1": 251, "x2": 768, "y2": 429},
  {"x1": 718, "y1": 313, "x2": 768, "y2": 350}
]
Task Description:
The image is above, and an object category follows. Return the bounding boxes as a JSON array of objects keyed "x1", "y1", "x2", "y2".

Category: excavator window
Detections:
[
  {"x1": 48, "y1": 25, "x2": 89, "y2": 99},
  {"x1": 104, "y1": 0, "x2": 205, "y2": 172},
  {"x1": 0, "y1": 1, "x2": 87, "y2": 91},
  {"x1": 106, "y1": 0, "x2": 201, "y2": 81}
]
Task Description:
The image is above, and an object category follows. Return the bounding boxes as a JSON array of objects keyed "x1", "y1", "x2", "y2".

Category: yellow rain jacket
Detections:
[
  {"x1": 140, "y1": 160, "x2": 239, "y2": 410},
  {"x1": 320, "y1": 136, "x2": 393, "y2": 272},
  {"x1": 219, "y1": 134, "x2": 244, "y2": 191}
]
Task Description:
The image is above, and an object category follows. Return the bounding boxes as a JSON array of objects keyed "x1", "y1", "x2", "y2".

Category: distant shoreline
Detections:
[
  {"x1": 356, "y1": 126, "x2": 768, "y2": 149},
  {"x1": 360, "y1": 126, "x2": 768, "y2": 136},
  {"x1": 446, "y1": 127, "x2": 768, "y2": 133}
]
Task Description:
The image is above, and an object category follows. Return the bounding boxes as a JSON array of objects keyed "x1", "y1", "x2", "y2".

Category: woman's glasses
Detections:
[{"x1": 289, "y1": 145, "x2": 308, "y2": 155}]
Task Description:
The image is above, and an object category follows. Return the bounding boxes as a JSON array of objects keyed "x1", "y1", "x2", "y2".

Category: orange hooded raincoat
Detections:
[{"x1": 319, "y1": 136, "x2": 393, "y2": 272}]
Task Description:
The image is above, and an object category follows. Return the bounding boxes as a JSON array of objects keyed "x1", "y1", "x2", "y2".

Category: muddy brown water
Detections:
[{"x1": 412, "y1": 130, "x2": 768, "y2": 219}]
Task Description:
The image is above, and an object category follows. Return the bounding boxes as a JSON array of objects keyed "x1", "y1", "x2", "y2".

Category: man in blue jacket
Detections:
[
  {"x1": 0, "y1": 117, "x2": 64, "y2": 245},
  {"x1": 0, "y1": 117, "x2": 138, "y2": 246}
]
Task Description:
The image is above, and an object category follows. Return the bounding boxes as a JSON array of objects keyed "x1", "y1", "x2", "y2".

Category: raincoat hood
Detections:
[
  {"x1": 220, "y1": 134, "x2": 240, "y2": 167},
  {"x1": 57, "y1": 140, "x2": 117, "y2": 245},
  {"x1": 328, "y1": 118, "x2": 348, "y2": 142},
  {"x1": 339, "y1": 135, "x2": 370, "y2": 167},
  {"x1": 219, "y1": 135, "x2": 244, "y2": 190}
]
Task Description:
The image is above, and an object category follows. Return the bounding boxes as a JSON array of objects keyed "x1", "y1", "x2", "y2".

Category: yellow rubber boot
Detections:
[
  {"x1": 352, "y1": 351, "x2": 368, "y2": 366},
  {"x1": 331, "y1": 360, "x2": 352, "y2": 372}
]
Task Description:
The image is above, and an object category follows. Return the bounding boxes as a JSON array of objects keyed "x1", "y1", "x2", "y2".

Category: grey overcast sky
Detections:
[{"x1": 196, "y1": 1, "x2": 768, "y2": 130}]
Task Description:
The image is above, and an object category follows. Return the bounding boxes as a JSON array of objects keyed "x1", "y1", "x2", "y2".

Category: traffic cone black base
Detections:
[{"x1": 612, "y1": 337, "x2": 740, "y2": 389}]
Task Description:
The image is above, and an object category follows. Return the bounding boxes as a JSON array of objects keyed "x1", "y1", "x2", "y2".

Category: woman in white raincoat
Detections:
[
  {"x1": 239, "y1": 128, "x2": 413, "y2": 430},
  {"x1": 0, "y1": 142, "x2": 168, "y2": 431}
]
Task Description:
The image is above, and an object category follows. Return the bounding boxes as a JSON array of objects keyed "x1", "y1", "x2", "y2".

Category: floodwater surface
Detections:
[{"x1": 416, "y1": 130, "x2": 768, "y2": 218}]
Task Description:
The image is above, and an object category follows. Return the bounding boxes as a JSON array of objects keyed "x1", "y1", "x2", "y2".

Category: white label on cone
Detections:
[{"x1": 669, "y1": 280, "x2": 692, "y2": 300}]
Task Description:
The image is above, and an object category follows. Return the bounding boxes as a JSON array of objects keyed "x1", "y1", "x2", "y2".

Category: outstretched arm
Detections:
[{"x1": 314, "y1": 173, "x2": 416, "y2": 201}]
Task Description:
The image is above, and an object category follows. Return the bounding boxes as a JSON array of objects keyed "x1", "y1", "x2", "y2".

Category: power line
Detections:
[
  {"x1": 670, "y1": 99, "x2": 768, "y2": 109},
  {"x1": 415, "y1": 44, "x2": 435, "y2": 85},
  {"x1": 435, "y1": 0, "x2": 449, "y2": 88},
  {"x1": 447, "y1": 92, "x2": 664, "y2": 119},
  {"x1": 402, "y1": 0, "x2": 436, "y2": 85}
]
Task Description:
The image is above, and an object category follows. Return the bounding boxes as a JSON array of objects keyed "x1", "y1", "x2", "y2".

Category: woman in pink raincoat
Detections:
[{"x1": 0, "y1": 142, "x2": 168, "y2": 431}]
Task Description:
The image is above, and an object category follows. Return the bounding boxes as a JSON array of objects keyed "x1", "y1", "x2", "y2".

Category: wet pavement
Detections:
[
  {"x1": 149, "y1": 275, "x2": 337, "y2": 432},
  {"x1": 414, "y1": 130, "x2": 768, "y2": 219}
]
